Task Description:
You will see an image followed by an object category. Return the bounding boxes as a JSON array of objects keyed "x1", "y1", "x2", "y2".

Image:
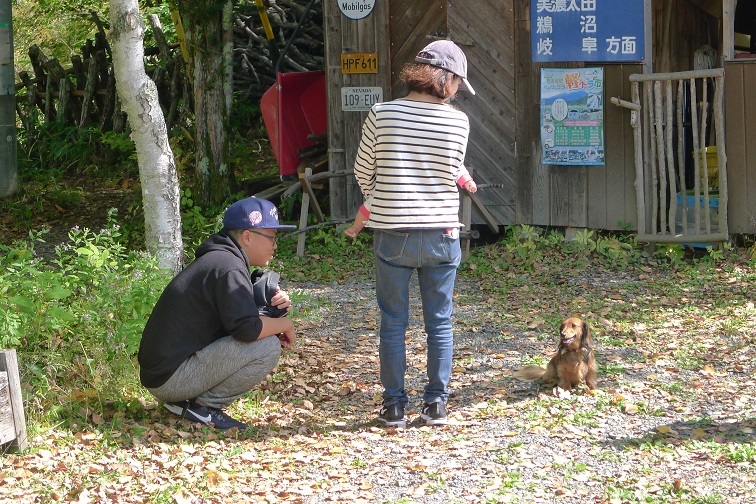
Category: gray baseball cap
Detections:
[{"x1": 415, "y1": 40, "x2": 475, "y2": 95}]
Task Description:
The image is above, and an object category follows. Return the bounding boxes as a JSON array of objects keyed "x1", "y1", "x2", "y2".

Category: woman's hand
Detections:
[{"x1": 464, "y1": 180, "x2": 477, "y2": 193}]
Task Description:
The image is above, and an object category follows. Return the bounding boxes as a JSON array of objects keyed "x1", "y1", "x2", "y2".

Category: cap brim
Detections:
[{"x1": 461, "y1": 77, "x2": 475, "y2": 95}]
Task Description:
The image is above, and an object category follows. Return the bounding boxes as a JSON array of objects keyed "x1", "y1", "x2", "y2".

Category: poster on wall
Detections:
[
  {"x1": 540, "y1": 67, "x2": 604, "y2": 166},
  {"x1": 531, "y1": 0, "x2": 645, "y2": 63}
]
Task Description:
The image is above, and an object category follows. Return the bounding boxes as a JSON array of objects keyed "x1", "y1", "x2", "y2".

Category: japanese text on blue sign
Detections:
[{"x1": 532, "y1": 0, "x2": 645, "y2": 63}]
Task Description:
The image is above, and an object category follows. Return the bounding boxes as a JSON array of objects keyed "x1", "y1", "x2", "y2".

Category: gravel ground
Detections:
[
  {"x1": 283, "y1": 275, "x2": 755, "y2": 504},
  {"x1": 3, "y1": 248, "x2": 751, "y2": 503}
]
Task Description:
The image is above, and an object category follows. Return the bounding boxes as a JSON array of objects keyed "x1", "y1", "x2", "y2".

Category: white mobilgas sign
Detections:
[
  {"x1": 341, "y1": 87, "x2": 383, "y2": 112},
  {"x1": 338, "y1": 0, "x2": 376, "y2": 20}
]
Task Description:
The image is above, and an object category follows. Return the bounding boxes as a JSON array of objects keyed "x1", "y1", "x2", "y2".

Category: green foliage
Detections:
[
  {"x1": 571, "y1": 228, "x2": 596, "y2": 251},
  {"x1": 594, "y1": 233, "x2": 638, "y2": 261},
  {"x1": 463, "y1": 225, "x2": 642, "y2": 277},
  {"x1": 13, "y1": 1, "x2": 178, "y2": 73},
  {"x1": 143, "y1": 2, "x2": 179, "y2": 45},
  {"x1": 0, "y1": 217, "x2": 171, "y2": 424},
  {"x1": 700, "y1": 242, "x2": 733, "y2": 263},
  {"x1": 279, "y1": 191, "x2": 305, "y2": 223},
  {"x1": 18, "y1": 123, "x2": 138, "y2": 179},
  {"x1": 179, "y1": 187, "x2": 226, "y2": 253},
  {"x1": 13, "y1": 1, "x2": 110, "y2": 73},
  {"x1": 274, "y1": 225, "x2": 374, "y2": 282},
  {"x1": 1, "y1": 215, "x2": 169, "y2": 353},
  {"x1": 655, "y1": 242, "x2": 685, "y2": 263}
]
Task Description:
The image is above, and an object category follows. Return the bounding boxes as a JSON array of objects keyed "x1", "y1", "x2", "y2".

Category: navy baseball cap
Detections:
[
  {"x1": 415, "y1": 40, "x2": 475, "y2": 95},
  {"x1": 222, "y1": 197, "x2": 296, "y2": 230}
]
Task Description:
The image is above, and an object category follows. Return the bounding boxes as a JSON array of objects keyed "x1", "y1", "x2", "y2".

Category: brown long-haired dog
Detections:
[{"x1": 513, "y1": 317, "x2": 598, "y2": 391}]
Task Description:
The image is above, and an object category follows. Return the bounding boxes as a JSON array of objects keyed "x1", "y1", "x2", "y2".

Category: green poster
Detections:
[{"x1": 540, "y1": 67, "x2": 604, "y2": 166}]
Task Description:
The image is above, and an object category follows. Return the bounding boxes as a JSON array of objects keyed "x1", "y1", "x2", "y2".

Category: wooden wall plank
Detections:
[
  {"x1": 593, "y1": 65, "x2": 625, "y2": 229},
  {"x1": 0, "y1": 350, "x2": 27, "y2": 451},
  {"x1": 550, "y1": 167, "x2": 569, "y2": 226},
  {"x1": 324, "y1": 1, "x2": 392, "y2": 220},
  {"x1": 622, "y1": 65, "x2": 641, "y2": 229},
  {"x1": 594, "y1": 64, "x2": 650, "y2": 232},
  {"x1": 725, "y1": 62, "x2": 750, "y2": 233},
  {"x1": 390, "y1": 0, "x2": 447, "y2": 95},
  {"x1": 587, "y1": 69, "x2": 611, "y2": 229},
  {"x1": 324, "y1": 4, "x2": 347, "y2": 219},
  {"x1": 449, "y1": 0, "x2": 516, "y2": 227},
  {"x1": 514, "y1": 0, "x2": 534, "y2": 225},
  {"x1": 743, "y1": 63, "x2": 756, "y2": 233},
  {"x1": 569, "y1": 166, "x2": 588, "y2": 227}
]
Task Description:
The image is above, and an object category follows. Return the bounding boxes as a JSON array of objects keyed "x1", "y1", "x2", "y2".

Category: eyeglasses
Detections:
[{"x1": 247, "y1": 229, "x2": 278, "y2": 244}]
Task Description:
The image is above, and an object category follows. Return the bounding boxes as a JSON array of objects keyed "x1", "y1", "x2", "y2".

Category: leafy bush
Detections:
[
  {"x1": 274, "y1": 224, "x2": 374, "y2": 282},
  {"x1": 18, "y1": 124, "x2": 138, "y2": 179},
  {"x1": 0, "y1": 217, "x2": 171, "y2": 425}
]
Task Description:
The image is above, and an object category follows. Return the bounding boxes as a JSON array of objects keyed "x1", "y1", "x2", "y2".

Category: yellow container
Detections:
[{"x1": 697, "y1": 146, "x2": 718, "y2": 188}]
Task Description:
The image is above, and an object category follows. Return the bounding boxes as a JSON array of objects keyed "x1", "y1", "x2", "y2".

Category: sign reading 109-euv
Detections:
[{"x1": 531, "y1": 0, "x2": 645, "y2": 63}]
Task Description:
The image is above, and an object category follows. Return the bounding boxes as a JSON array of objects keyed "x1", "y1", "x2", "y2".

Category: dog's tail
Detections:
[{"x1": 512, "y1": 365, "x2": 547, "y2": 381}]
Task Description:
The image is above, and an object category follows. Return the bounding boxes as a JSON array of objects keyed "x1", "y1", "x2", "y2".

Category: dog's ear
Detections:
[{"x1": 581, "y1": 321, "x2": 592, "y2": 347}]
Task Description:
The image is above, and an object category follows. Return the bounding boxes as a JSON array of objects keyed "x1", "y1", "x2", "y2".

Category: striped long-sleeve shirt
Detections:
[{"x1": 353, "y1": 98, "x2": 470, "y2": 229}]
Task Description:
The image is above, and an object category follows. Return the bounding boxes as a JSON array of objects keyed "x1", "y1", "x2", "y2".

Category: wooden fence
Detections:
[{"x1": 14, "y1": 15, "x2": 188, "y2": 135}]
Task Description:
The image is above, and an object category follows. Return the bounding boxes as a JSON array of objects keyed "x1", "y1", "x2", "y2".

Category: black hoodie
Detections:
[{"x1": 138, "y1": 231, "x2": 265, "y2": 388}]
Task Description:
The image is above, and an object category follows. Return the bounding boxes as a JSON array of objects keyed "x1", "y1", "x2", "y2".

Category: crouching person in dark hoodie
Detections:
[{"x1": 138, "y1": 197, "x2": 297, "y2": 430}]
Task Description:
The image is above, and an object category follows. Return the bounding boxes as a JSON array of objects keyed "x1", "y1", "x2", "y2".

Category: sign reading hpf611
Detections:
[{"x1": 341, "y1": 52, "x2": 378, "y2": 74}]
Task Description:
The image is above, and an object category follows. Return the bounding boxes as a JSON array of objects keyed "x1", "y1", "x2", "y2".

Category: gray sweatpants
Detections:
[{"x1": 147, "y1": 335, "x2": 281, "y2": 409}]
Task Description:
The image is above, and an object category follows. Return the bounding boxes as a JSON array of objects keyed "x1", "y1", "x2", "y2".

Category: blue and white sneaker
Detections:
[{"x1": 165, "y1": 400, "x2": 247, "y2": 430}]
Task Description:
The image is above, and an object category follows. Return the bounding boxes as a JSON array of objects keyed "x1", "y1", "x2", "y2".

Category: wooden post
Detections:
[
  {"x1": 0, "y1": 349, "x2": 28, "y2": 451},
  {"x1": 723, "y1": 0, "x2": 735, "y2": 62},
  {"x1": 460, "y1": 167, "x2": 473, "y2": 261},
  {"x1": 297, "y1": 167, "x2": 314, "y2": 257},
  {"x1": 79, "y1": 57, "x2": 98, "y2": 127},
  {"x1": 299, "y1": 167, "x2": 325, "y2": 223}
]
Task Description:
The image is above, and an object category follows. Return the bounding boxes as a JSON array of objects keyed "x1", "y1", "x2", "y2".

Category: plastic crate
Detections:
[
  {"x1": 697, "y1": 146, "x2": 718, "y2": 188},
  {"x1": 675, "y1": 191, "x2": 720, "y2": 248}
]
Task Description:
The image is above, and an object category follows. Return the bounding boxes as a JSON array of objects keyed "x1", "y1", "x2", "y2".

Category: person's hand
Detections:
[
  {"x1": 344, "y1": 222, "x2": 361, "y2": 238},
  {"x1": 464, "y1": 180, "x2": 477, "y2": 193},
  {"x1": 271, "y1": 288, "x2": 292, "y2": 314},
  {"x1": 278, "y1": 327, "x2": 296, "y2": 348}
]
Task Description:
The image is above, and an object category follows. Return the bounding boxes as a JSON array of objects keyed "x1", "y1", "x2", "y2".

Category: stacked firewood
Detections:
[{"x1": 233, "y1": 0, "x2": 324, "y2": 102}]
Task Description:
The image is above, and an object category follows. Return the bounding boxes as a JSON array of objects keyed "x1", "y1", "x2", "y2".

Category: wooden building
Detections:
[{"x1": 322, "y1": 0, "x2": 756, "y2": 241}]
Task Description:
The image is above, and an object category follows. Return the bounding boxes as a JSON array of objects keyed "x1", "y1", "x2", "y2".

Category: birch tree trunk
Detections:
[
  {"x1": 109, "y1": 0, "x2": 184, "y2": 273},
  {"x1": 179, "y1": 0, "x2": 235, "y2": 206}
]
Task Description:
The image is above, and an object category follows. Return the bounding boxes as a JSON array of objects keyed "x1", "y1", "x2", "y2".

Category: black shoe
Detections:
[
  {"x1": 378, "y1": 402, "x2": 406, "y2": 428},
  {"x1": 207, "y1": 408, "x2": 248, "y2": 430},
  {"x1": 166, "y1": 400, "x2": 247, "y2": 430},
  {"x1": 165, "y1": 400, "x2": 213, "y2": 424},
  {"x1": 420, "y1": 399, "x2": 448, "y2": 426}
]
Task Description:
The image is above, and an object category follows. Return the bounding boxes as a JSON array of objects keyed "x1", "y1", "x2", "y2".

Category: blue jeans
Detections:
[{"x1": 373, "y1": 228, "x2": 461, "y2": 407}]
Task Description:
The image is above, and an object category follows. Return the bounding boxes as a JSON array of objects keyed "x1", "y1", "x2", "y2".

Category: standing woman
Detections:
[{"x1": 353, "y1": 40, "x2": 477, "y2": 427}]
